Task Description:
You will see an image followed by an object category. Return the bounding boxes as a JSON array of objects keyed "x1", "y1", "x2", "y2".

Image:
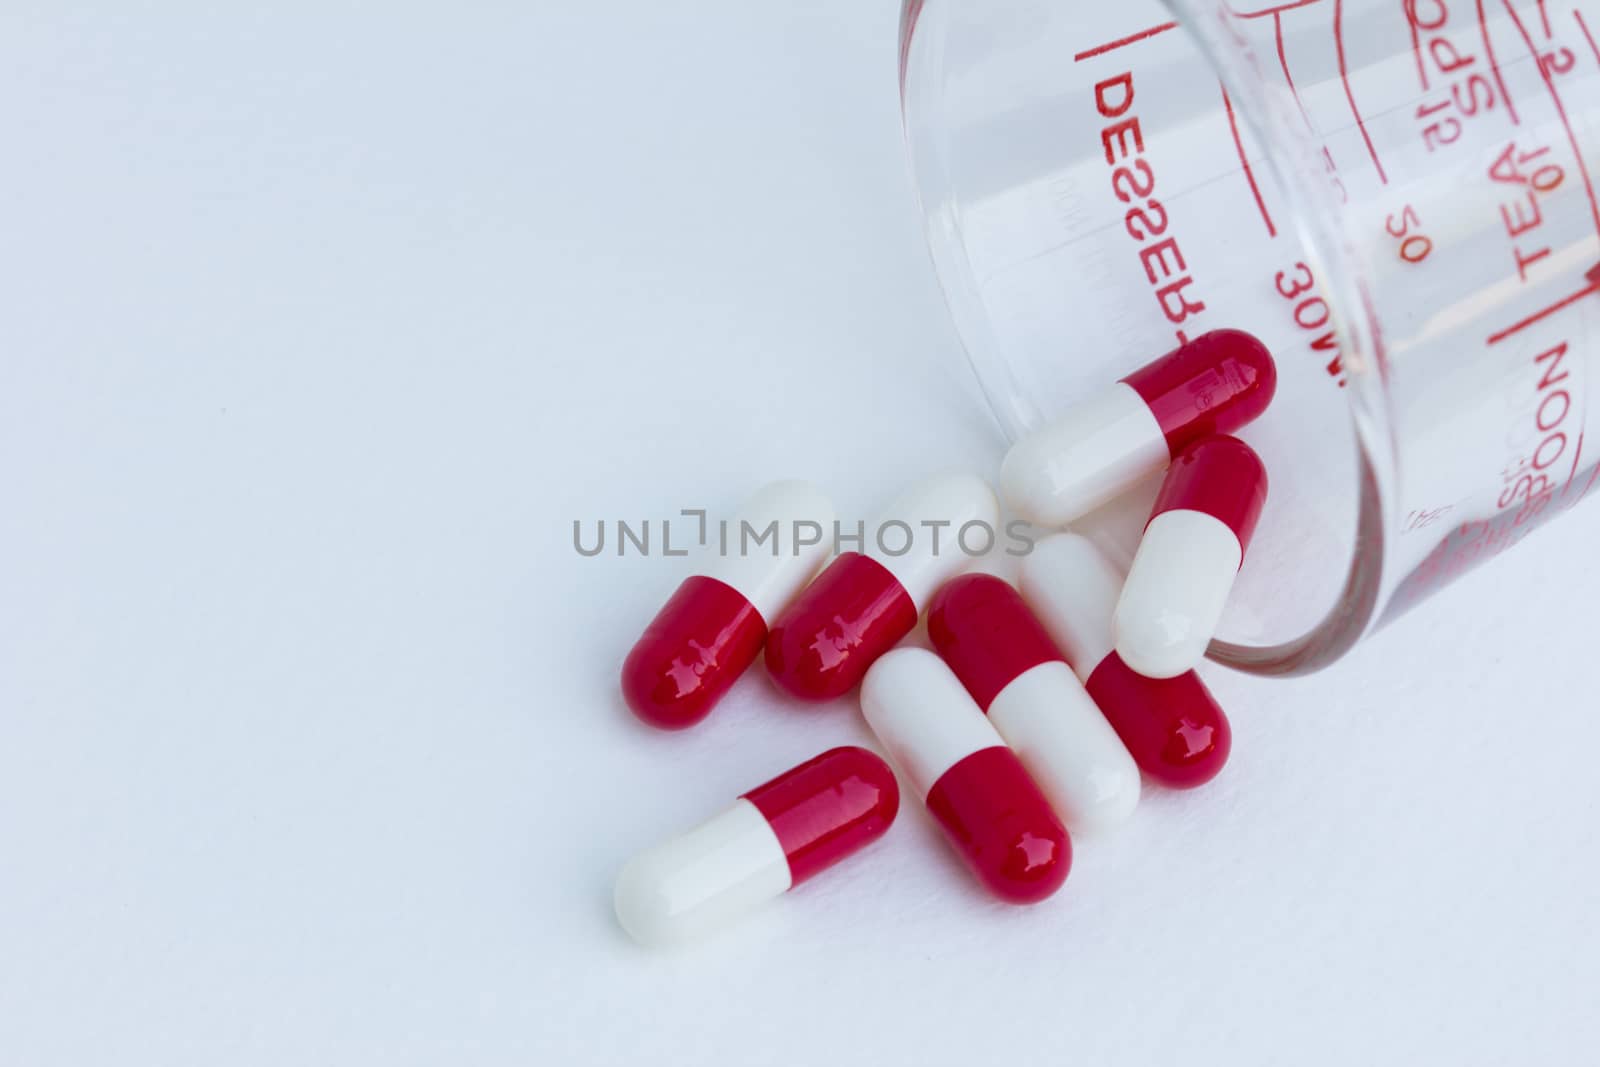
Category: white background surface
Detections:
[{"x1": 3, "y1": 4, "x2": 1598, "y2": 1064}]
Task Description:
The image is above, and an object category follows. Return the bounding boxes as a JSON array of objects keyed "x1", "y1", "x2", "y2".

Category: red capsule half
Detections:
[
  {"x1": 926, "y1": 574, "x2": 1063, "y2": 712},
  {"x1": 1018, "y1": 532, "x2": 1232, "y2": 790},
  {"x1": 860, "y1": 647, "x2": 1070, "y2": 903},
  {"x1": 1149, "y1": 434, "x2": 1269, "y2": 546},
  {"x1": 1001, "y1": 330, "x2": 1276, "y2": 527},
  {"x1": 1122, "y1": 328, "x2": 1277, "y2": 454},
  {"x1": 925, "y1": 746, "x2": 1073, "y2": 903},
  {"x1": 1083, "y1": 654, "x2": 1232, "y2": 789},
  {"x1": 614, "y1": 745, "x2": 898, "y2": 946},
  {"x1": 623, "y1": 577, "x2": 767, "y2": 730},
  {"x1": 743, "y1": 745, "x2": 901, "y2": 885},
  {"x1": 764, "y1": 474, "x2": 999, "y2": 702},
  {"x1": 622, "y1": 480, "x2": 835, "y2": 729},
  {"x1": 927, "y1": 574, "x2": 1143, "y2": 831},
  {"x1": 764, "y1": 552, "x2": 918, "y2": 701},
  {"x1": 1114, "y1": 435, "x2": 1270, "y2": 679}
]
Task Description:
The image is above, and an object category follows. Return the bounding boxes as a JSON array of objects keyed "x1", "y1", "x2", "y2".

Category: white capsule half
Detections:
[
  {"x1": 988, "y1": 662, "x2": 1140, "y2": 832},
  {"x1": 865, "y1": 473, "x2": 999, "y2": 610},
  {"x1": 860, "y1": 647, "x2": 1001, "y2": 799},
  {"x1": 703, "y1": 479, "x2": 835, "y2": 622},
  {"x1": 613, "y1": 800, "x2": 791, "y2": 948},
  {"x1": 861, "y1": 648, "x2": 1072, "y2": 904},
  {"x1": 999, "y1": 383, "x2": 1167, "y2": 528},
  {"x1": 1114, "y1": 434, "x2": 1267, "y2": 679},
  {"x1": 1016, "y1": 532, "x2": 1122, "y2": 684},
  {"x1": 925, "y1": 572, "x2": 1139, "y2": 833},
  {"x1": 1115, "y1": 510, "x2": 1240, "y2": 679}
]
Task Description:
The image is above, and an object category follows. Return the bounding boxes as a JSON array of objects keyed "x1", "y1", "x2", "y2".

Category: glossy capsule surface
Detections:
[
  {"x1": 765, "y1": 474, "x2": 997, "y2": 701},
  {"x1": 1000, "y1": 329, "x2": 1275, "y2": 526},
  {"x1": 1116, "y1": 435, "x2": 1268, "y2": 679},
  {"x1": 613, "y1": 746, "x2": 898, "y2": 946},
  {"x1": 928, "y1": 574, "x2": 1140, "y2": 832},
  {"x1": 622, "y1": 480, "x2": 833, "y2": 729},
  {"x1": 1018, "y1": 533, "x2": 1231, "y2": 790},
  {"x1": 860, "y1": 647, "x2": 1070, "y2": 903}
]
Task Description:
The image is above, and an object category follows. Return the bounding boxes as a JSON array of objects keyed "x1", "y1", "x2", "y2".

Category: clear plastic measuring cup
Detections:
[{"x1": 900, "y1": 0, "x2": 1600, "y2": 673}]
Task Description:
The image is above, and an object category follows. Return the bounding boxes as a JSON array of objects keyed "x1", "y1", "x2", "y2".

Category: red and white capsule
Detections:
[
  {"x1": 1116, "y1": 436, "x2": 1268, "y2": 679},
  {"x1": 860, "y1": 648, "x2": 1070, "y2": 903},
  {"x1": 614, "y1": 746, "x2": 898, "y2": 946},
  {"x1": 927, "y1": 574, "x2": 1139, "y2": 833},
  {"x1": 621, "y1": 480, "x2": 834, "y2": 729},
  {"x1": 1018, "y1": 533, "x2": 1230, "y2": 790},
  {"x1": 1000, "y1": 329, "x2": 1275, "y2": 526},
  {"x1": 765, "y1": 474, "x2": 998, "y2": 702}
]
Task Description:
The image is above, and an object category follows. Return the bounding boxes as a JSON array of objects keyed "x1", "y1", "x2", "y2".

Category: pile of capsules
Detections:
[{"x1": 614, "y1": 329, "x2": 1275, "y2": 947}]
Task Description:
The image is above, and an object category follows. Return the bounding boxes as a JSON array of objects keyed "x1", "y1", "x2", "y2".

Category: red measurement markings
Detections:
[
  {"x1": 1225, "y1": 0, "x2": 1325, "y2": 19},
  {"x1": 1561, "y1": 317, "x2": 1591, "y2": 501},
  {"x1": 1074, "y1": 22, "x2": 1177, "y2": 62},
  {"x1": 1222, "y1": 84, "x2": 1277, "y2": 237},
  {"x1": 1273, "y1": 261, "x2": 1347, "y2": 386},
  {"x1": 1095, "y1": 73, "x2": 1210, "y2": 341},
  {"x1": 1502, "y1": 0, "x2": 1600, "y2": 239},
  {"x1": 1410, "y1": 6, "x2": 1431, "y2": 90},
  {"x1": 1486, "y1": 279, "x2": 1600, "y2": 344},
  {"x1": 1544, "y1": 343, "x2": 1582, "y2": 503},
  {"x1": 1477, "y1": 0, "x2": 1522, "y2": 124},
  {"x1": 1495, "y1": 341, "x2": 1582, "y2": 525},
  {"x1": 1577, "y1": 9, "x2": 1600, "y2": 65},
  {"x1": 1480, "y1": 5, "x2": 1600, "y2": 346},
  {"x1": 1538, "y1": 0, "x2": 1552, "y2": 36},
  {"x1": 1334, "y1": 0, "x2": 1389, "y2": 183},
  {"x1": 1275, "y1": 13, "x2": 1316, "y2": 129},
  {"x1": 1275, "y1": 9, "x2": 1348, "y2": 199}
]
